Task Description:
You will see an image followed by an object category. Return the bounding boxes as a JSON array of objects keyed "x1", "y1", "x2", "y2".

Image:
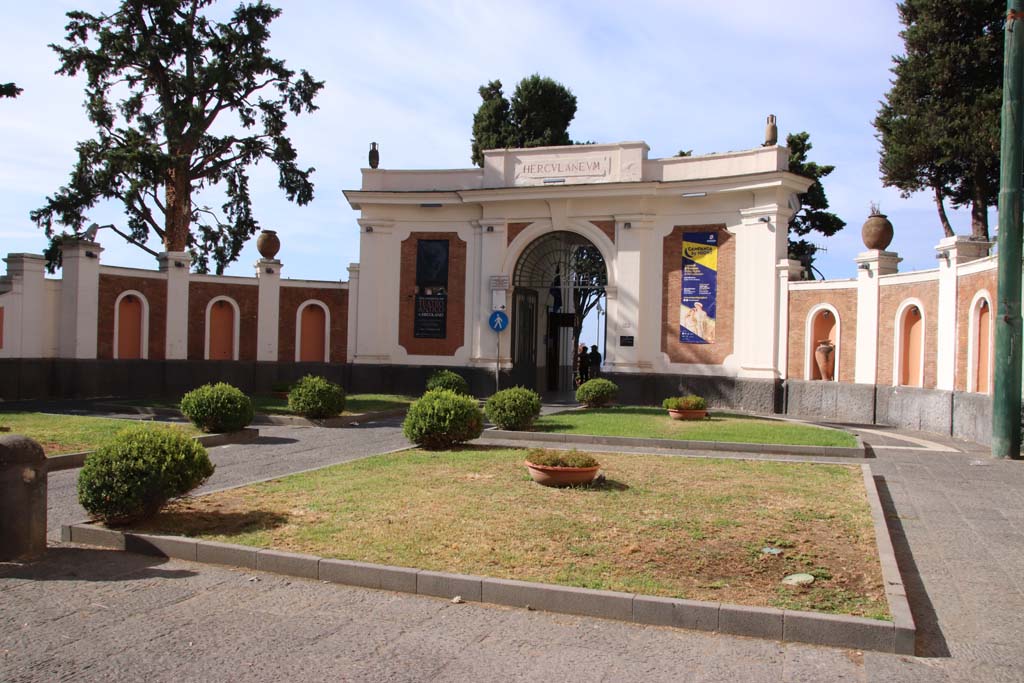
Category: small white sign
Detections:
[{"x1": 489, "y1": 275, "x2": 510, "y2": 291}]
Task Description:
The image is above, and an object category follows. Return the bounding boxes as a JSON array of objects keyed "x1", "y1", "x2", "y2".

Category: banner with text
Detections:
[{"x1": 679, "y1": 232, "x2": 718, "y2": 344}]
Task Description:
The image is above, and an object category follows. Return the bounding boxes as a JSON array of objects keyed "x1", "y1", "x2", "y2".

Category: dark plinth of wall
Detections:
[
  {"x1": 603, "y1": 373, "x2": 782, "y2": 415},
  {"x1": 784, "y1": 380, "x2": 877, "y2": 425},
  {"x1": 951, "y1": 391, "x2": 993, "y2": 445}
]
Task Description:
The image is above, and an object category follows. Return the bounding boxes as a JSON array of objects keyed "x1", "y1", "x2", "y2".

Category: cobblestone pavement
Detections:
[{"x1": 3, "y1": 415, "x2": 1024, "y2": 682}]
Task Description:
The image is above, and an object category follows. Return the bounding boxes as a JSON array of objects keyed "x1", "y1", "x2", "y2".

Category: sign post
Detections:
[{"x1": 488, "y1": 310, "x2": 509, "y2": 393}]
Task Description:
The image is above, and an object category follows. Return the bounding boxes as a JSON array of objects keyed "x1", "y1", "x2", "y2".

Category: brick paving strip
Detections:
[{"x1": 61, "y1": 462, "x2": 913, "y2": 655}]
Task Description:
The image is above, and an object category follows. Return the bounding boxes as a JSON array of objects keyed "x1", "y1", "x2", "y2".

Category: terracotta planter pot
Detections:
[
  {"x1": 525, "y1": 461, "x2": 600, "y2": 487},
  {"x1": 256, "y1": 230, "x2": 281, "y2": 259},
  {"x1": 861, "y1": 213, "x2": 894, "y2": 251},
  {"x1": 814, "y1": 339, "x2": 835, "y2": 381},
  {"x1": 667, "y1": 409, "x2": 707, "y2": 420}
]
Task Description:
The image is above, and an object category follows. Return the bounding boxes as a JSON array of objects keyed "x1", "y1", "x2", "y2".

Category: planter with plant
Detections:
[
  {"x1": 662, "y1": 394, "x2": 708, "y2": 420},
  {"x1": 524, "y1": 448, "x2": 601, "y2": 487}
]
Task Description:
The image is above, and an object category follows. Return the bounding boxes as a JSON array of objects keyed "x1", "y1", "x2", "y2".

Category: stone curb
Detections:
[
  {"x1": 62, "y1": 463, "x2": 912, "y2": 656},
  {"x1": 44, "y1": 427, "x2": 260, "y2": 473},
  {"x1": 861, "y1": 464, "x2": 916, "y2": 654},
  {"x1": 481, "y1": 429, "x2": 866, "y2": 458}
]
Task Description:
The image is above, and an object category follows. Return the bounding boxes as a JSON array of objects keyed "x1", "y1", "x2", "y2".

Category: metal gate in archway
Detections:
[{"x1": 509, "y1": 231, "x2": 607, "y2": 393}]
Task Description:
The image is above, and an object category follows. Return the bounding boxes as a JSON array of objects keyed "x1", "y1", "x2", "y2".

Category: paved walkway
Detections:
[{"x1": 2, "y1": 411, "x2": 1023, "y2": 681}]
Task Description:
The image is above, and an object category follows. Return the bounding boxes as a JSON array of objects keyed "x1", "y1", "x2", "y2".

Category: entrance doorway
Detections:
[{"x1": 510, "y1": 231, "x2": 607, "y2": 393}]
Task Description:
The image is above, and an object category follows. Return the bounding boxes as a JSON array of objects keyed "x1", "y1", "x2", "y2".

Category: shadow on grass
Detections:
[{"x1": 135, "y1": 509, "x2": 289, "y2": 539}]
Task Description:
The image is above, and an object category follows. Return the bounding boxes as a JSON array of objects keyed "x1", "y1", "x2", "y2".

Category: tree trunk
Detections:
[
  {"x1": 934, "y1": 185, "x2": 955, "y2": 238},
  {"x1": 970, "y1": 181, "x2": 990, "y2": 241},
  {"x1": 164, "y1": 165, "x2": 191, "y2": 252}
]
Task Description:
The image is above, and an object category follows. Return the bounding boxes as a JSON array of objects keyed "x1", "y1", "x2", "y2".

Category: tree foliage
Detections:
[
  {"x1": 471, "y1": 74, "x2": 577, "y2": 166},
  {"x1": 31, "y1": 0, "x2": 323, "y2": 273},
  {"x1": 874, "y1": 0, "x2": 1002, "y2": 240},
  {"x1": 786, "y1": 132, "x2": 845, "y2": 276},
  {"x1": 1, "y1": 83, "x2": 22, "y2": 98}
]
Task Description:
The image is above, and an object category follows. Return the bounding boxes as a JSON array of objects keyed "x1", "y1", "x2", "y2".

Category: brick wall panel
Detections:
[
  {"x1": 97, "y1": 274, "x2": 168, "y2": 360},
  {"x1": 278, "y1": 287, "x2": 348, "y2": 363},
  {"x1": 188, "y1": 282, "x2": 259, "y2": 361},
  {"x1": 786, "y1": 288, "x2": 858, "y2": 382},
  {"x1": 955, "y1": 268, "x2": 998, "y2": 391},
  {"x1": 877, "y1": 280, "x2": 939, "y2": 387}
]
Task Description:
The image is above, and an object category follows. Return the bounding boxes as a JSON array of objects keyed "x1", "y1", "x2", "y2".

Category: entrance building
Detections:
[{"x1": 343, "y1": 140, "x2": 812, "y2": 404}]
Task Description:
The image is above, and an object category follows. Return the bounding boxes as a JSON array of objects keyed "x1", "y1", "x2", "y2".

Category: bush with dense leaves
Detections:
[
  {"x1": 525, "y1": 448, "x2": 599, "y2": 468},
  {"x1": 77, "y1": 425, "x2": 214, "y2": 524},
  {"x1": 485, "y1": 387, "x2": 541, "y2": 430},
  {"x1": 575, "y1": 378, "x2": 618, "y2": 407},
  {"x1": 402, "y1": 388, "x2": 484, "y2": 449},
  {"x1": 425, "y1": 369, "x2": 470, "y2": 396},
  {"x1": 180, "y1": 382, "x2": 254, "y2": 433},
  {"x1": 662, "y1": 394, "x2": 707, "y2": 411},
  {"x1": 288, "y1": 375, "x2": 346, "y2": 419}
]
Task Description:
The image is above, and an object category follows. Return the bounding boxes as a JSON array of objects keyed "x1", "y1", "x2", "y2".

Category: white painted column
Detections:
[
  {"x1": 935, "y1": 236, "x2": 992, "y2": 390},
  {"x1": 255, "y1": 257, "x2": 282, "y2": 361},
  {"x1": 609, "y1": 217, "x2": 649, "y2": 372},
  {"x1": 0, "y1": 253, "x2": 47, "y2": 358},
  {"x1": 158, "y1": 251, "x2": 191, "y2": 360},
  {"x1": 58, "y1": 240, "x2": 102, "y2": 359},
  {"x1": 775, "y1": 259, "x2": 803, "y2": 379},
  {"x1": 352, "y1": 220, "x2": 392, "y2": 363},
  {"x1": 853, "y1": 250, "x2": 901, "y2": 384},
  {"x1": 346, "y1": 263, "x2": 359, "y2": 363},
  {"x1": 732, "y1": 208, "x2": 790, "y2": 379}
]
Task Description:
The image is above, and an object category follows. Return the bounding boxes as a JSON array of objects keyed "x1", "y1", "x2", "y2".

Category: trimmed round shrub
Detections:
[
  {"x1": 485, "y1": 387, "x2": 541, "y2": 430},
  {"x1": 77, "y1": 425, "x2": 214, "y2": 524},
  {"x1": 575, "y1": 378, "x2": 618, "y2": 408},
  {"x1": 180, "y1": 382, "x2": 254, "y2": 433},
  {"x1": 662, "y1": 394, "x2": 707, "y2": 411},
  {"x1": 288, "y1": 375, "x2": 346, "y2": 419},
  {"x1": 425, "y1": 369, "x2": 470, "y2": 396},
  {"x1": 526, "y1": 448, "x2": 599, "y2": 468},
  {"x1": 402, "y1": 388, "x2": 484, "y2": 449}
]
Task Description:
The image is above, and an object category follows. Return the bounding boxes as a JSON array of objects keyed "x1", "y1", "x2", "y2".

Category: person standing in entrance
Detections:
[
  {"x1": 576, "y1": 343, "x2": 589, "y2": 386},
  {"x1": 588, "y1": 344, "x2": 602, "y2": 379}
]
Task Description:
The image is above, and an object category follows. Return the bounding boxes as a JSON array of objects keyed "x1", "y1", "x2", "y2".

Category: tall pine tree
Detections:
[{"x1": 874, "y1": 0, "x2": 1002, "y2": 240}]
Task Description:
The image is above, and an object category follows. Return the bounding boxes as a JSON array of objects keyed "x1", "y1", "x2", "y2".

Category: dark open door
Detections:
[
  {"x1": 511, "y1": 289, "x2": 538, "y2": 389},
  {"x1": 546, "y1": 312, "x2": 575, "y2": 392}
]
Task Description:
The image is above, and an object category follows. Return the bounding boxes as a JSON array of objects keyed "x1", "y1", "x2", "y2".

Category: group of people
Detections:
[{"x1": 575, "y1": 343, "x2": 602, "y2": 386}]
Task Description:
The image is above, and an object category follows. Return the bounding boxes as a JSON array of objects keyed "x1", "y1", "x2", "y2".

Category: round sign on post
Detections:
[{"x1": 488, "y1": 310, "x2": 509, "y2": 332}]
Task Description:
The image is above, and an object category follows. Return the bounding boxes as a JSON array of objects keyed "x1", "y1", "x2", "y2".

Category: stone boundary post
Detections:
[{"x1": 0, "y1": 434, "x2": 47, "y2": 561}]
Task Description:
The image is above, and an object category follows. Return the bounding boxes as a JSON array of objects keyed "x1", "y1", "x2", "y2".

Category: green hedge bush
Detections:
[
  {"x1": 526, "y1": 448, "x2": 599, "y2": 468},
  {"x1": 425, "y1": 369, "x2": 470, "y2": 396},
  {"x1": 180, "y1": 382, "x2": 254, "y2": 433},
  {"x1": 77, "y1": 425, "x2": 214, "y2": 524},
  {"x1": 485, "y1": 387, "x2": 541, "y2": 430},
  {"x1": 402, "y1": 388, "x2": 484, "y2": 449},
  {"x1": 288, "y1": 375, "x2": 346, "y2": 419},
  {"x1": 575, "y1": 378, "x2": 618, "y2": 408},
  {"x1": 662, "y1": 394, "x2": 707, "y2": 411}
]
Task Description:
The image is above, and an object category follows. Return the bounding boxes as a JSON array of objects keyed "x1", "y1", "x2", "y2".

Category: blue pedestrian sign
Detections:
[{"x1": 488, "y1": 310, "x2": 509, "y2": 332}]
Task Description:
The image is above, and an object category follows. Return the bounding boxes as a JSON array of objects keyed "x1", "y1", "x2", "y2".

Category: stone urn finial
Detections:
[
  {"x1": 763, "y1": 114, "x2": 778, "y2": 147},
  {"x1": 861, "y1": 203, "x2": 894, "y2": 250},
  {"x1": 256, "y1": 229, "x2": 281, "y2": 260},
  {"x1": 369, "y1": 142, "x2": 379, "y2": 169}
]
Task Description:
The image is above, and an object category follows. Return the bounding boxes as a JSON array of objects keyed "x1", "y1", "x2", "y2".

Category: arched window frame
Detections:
[
  {"x1": 967, "y1": 290, "x2": 994, "y2": 393},
  {"x1": 112, "y1": 290, "x2": 150, "y2": 360},
  {"x1": 204, "y1": 296, "x2": 240, "y2": 361},
  {"x1": 295, "y1": 299, "x2": 331, "y2": 362},
  {"x1": 803, "y1": 303, "x2": 841, "y2": 381},
  {"x1": 893, "y1": 298, "x2": 926, "y2": 387}
]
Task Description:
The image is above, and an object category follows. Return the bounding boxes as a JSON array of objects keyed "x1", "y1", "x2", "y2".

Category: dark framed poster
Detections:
[
  {"x1": 414, "y1": 239, "x2": 450, "y2": 339},
  {"x1": 679, "y1": 232, "x2": 718, "y2": 344}
]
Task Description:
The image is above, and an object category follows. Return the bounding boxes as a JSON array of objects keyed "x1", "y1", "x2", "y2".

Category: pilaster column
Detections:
[
  {"x1": 58, "y1": 240, "x2": 102, "y2": 359},
  {"x1": 158, "y1": 251, "x2": 191, "y2": 360},
  {"x1": 255, "y1": 258, "x2": 282, "y2": 362},
  {"x1": 0, "y1": 254, "x2": 47, "y2": 358},
  {"x1": 346, "y1": 263, "x2": 359, "y2": 364},
  {"x1": 609, "y1": 216, "x2": 651, "y2": 371},
  {"x1": 935, "y1": 236, "x2": 993, "y2": 389},
  {"x1": 853, "y1": 250, "x2": 901, "y2": 384}
]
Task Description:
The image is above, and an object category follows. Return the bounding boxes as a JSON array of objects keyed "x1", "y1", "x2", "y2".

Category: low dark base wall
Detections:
[
  {"x1": 784, "y1": 379, "x2": 994, "y2": 445},
  {"x1": 602, "y1": 373, "x2": 782, "y2": 415}
]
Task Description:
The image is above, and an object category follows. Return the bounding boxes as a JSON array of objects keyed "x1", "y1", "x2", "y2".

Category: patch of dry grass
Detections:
[{"x1": 137, "y1": 447, "x2": 888, "y2": 618}]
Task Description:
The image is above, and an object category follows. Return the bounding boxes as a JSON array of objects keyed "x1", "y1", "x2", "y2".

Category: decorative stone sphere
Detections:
[
  {"x1": 256, "y1": 229, "x2": 281, "y2": 259},
  {"x1": 861, "y1": 212, "x2": 894, "y2": 250}
]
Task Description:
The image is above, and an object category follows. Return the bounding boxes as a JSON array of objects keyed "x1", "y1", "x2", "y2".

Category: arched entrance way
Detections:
[{"x1": 510, "y1": 231, "x2": 607, "y2": 393}]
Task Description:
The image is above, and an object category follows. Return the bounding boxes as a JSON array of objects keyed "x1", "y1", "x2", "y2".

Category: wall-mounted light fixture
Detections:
[
  {"x1": 265, "y1": 267, "x2": 274, "y2": 274},
  {"x1": 681, "y1": 191, "x2": 707, "y2": 198},
  {"x1": 857, "y1": 263, "x2": 871, "y2": 271},
  {"x1": 543, "y1": 178, "x2": 565, "y2": 184},
  {"x1": 84, "y1": 250, "x2": 98, "y2": 259},
  {"x1": 757, "y1": 216, "x2": 771, "y2": 223},
  {"x1": 419, "y1": 203, "x2": 442, "y2": 208},
  {"x1": 365, "y1": 226, "x2": 374, "y2": 233},
  {"x1": 936, "y1": 251, "x2": 950, "y2": 264},
  {"x1": 624, "y1": 222, "x2": 632, "y2": 230},
  {"x1": 174, "y1": 260, "x2": 185, "y2": 268},
  {"x1": 485, "y1": 225, "x2": 494, "y2": 233}
]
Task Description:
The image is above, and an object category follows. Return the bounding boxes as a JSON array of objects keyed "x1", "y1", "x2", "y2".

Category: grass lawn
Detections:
[
  {"x1": 120, "y1": 393, "x2": 413, "y2": 416},
  {"x1": 0, "y1": 412, "x2": 199, "y2": 456},
  {"x1": 136, "y1": 447, "x2": 888, "y2": 618},
  {"x1": 533, "y1": 407, "x2": 857, "y2": 447}
]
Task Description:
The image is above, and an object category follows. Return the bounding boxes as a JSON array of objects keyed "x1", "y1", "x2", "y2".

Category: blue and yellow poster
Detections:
[{"x1": 680, "y1": 232, "x2": 718, "y2": 344}]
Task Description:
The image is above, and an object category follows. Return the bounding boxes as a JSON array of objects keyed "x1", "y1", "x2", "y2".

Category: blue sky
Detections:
[{"x1": 0, "y1": 1, "x2": 990, "y2": 290}]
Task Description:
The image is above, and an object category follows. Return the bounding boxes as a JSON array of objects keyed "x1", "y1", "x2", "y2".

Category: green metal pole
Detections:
[{"x1": 993, "y1": 1, "x2": 1024, "y2": 459}]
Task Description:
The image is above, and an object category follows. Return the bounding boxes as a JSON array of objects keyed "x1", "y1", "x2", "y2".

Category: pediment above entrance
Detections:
[{"x1": 483, "y1": 141, "x2": 648, "y2": 188}]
